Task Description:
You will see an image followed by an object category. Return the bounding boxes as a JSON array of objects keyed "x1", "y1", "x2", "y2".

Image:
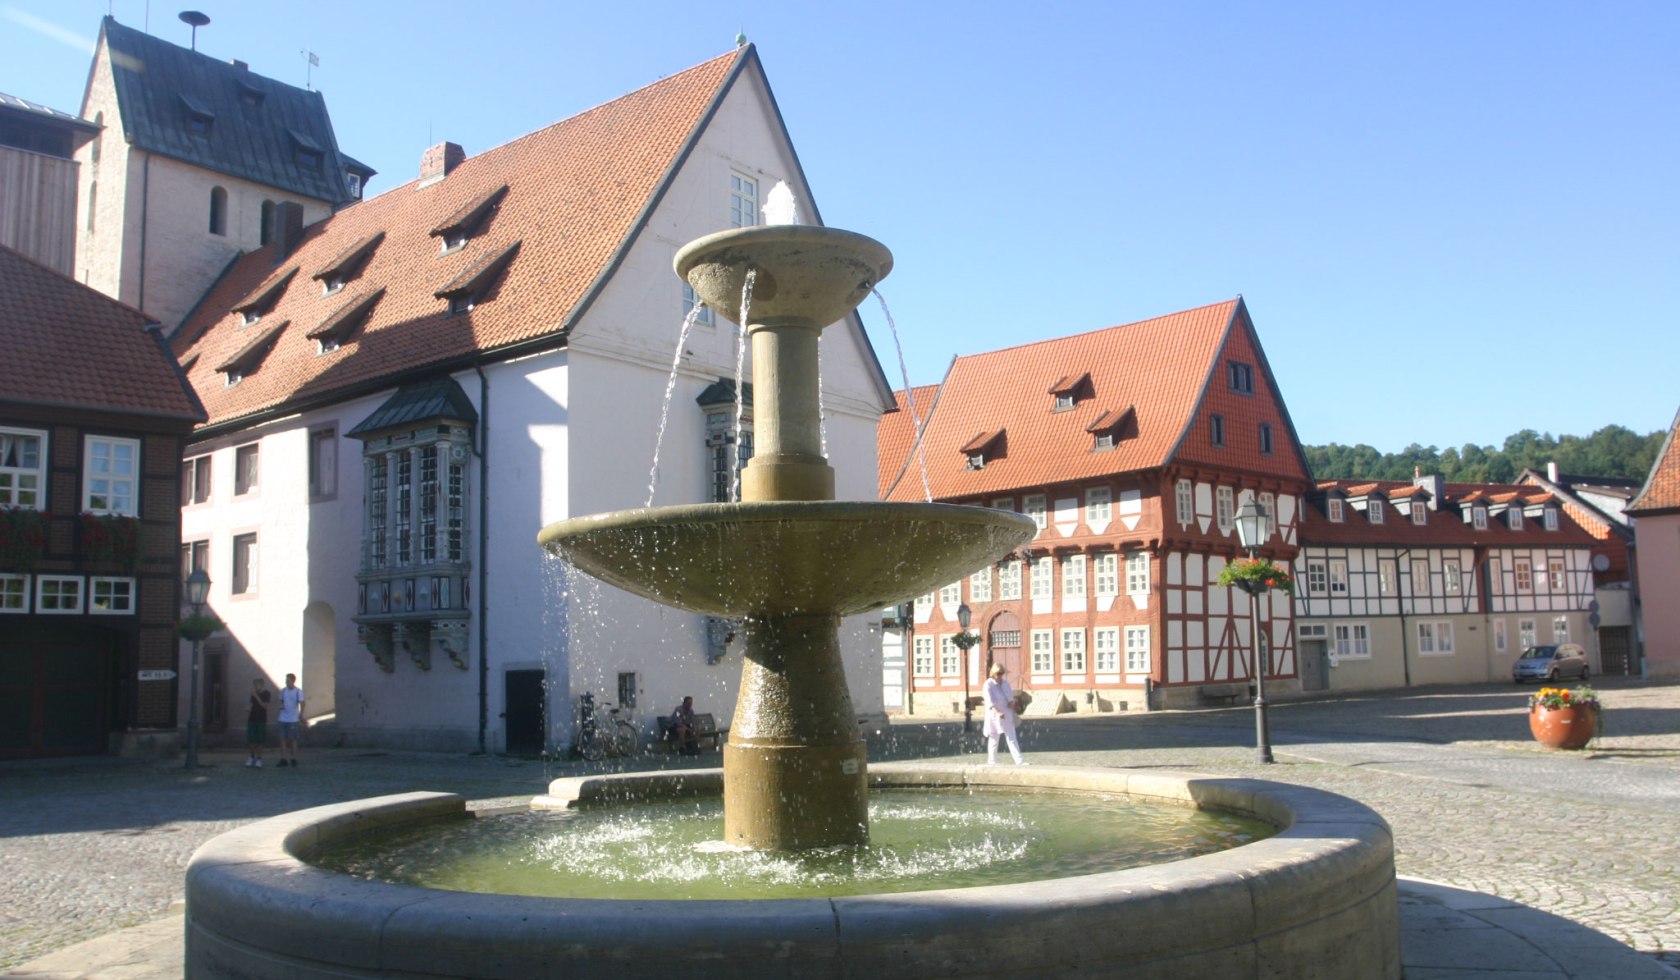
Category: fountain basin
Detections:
[
  {"x1": 538, "y1": 501, "x2": 1037, "y2": 617},
  {"x1": 676, "y1": 224, "x2": 892, "y2": 327},
  {"x1": 184, "y1": 764, "x2": 1400, "y2": 978}
]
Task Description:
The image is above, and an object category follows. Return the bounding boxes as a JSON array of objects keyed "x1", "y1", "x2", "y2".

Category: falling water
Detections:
[
  {"x1": 731, "y1": 269, "x2": 756, "y2": 501},
  {"x1": 644, "y1": 305, "x2": 706, "y2": 507},
  {"x1": 872, "y1": 288, "x2": 933, "y2": 502},
  {"x1": 817, "y1": 345, "x2": 828, "y2": 458}
]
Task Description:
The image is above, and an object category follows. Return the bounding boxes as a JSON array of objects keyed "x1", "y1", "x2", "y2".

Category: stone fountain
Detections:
[
  {"x1": 537, "y1": 224, "x2": 1036, "y2": 849},
  {"x1": 183, "y1": 222, "x2": 1401, "y2": 978}
]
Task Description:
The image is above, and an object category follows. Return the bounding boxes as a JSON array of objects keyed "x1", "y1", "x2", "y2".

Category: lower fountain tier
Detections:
[{"x1": 537, "y1": 501, "x2": 1038, "y2": 618}]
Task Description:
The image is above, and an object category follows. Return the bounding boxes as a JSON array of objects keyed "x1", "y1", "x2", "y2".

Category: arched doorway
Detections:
[{"x1": 987, "y1": 611, "x2": 1023, "y2": 681}]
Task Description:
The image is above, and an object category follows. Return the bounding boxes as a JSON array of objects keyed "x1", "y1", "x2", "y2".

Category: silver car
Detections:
[{"x1": 1512, "y1": 643, "x2": 1589, "y2": 683}]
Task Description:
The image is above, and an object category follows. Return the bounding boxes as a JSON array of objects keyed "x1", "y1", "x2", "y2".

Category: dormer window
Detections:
[
  {"x1": 215, "y1": 321, "x2": 288, "y2": 386},
  {"x1": 1210, "y1": 414, "x2": 1226, "y2": 447},
  {"x1": 1544, "y1": 509, "x2": 1558, "y2": 531},
  {"x1": 1509, "y1": 509, "x2": 1523, "y2": 530},
  {"x1": 1085, "y1": 406, "x2": 1135, "y2": 453},
  {"x1": 238, "y1": 83, "x2": 264, "y2": 109},
  {"x1": 1411, "y1": 503, "x2": 1426, "y2": 526},
  {"x1": 1327, "y1": 498, "x2": 1344, "y2": 522},
  {"x1": 346, "y1": 172, "x2": 362, "y2": 198},
  {"x1": 430, "y1": 185, "x2": 509, "y2": 255},
  {"x1": 960, "y1": 429, "x2": 1006, "y2": 470},
  {"x1": 1473, "y1": 506, "x2": 1487, "y2": 530},
  {"x1": 233, "y1": 267, "x2": 297, "y2": 327},
  {"x1": 179, "y1": 93, "x2": 215, "y2": 137},
  {"x1": 1369, "y1": 501, "x2": 1384, "y2": 524},
  {"x1": 288, "y1": 128, "x2": 326, "y2": 172},
  {"x1": 435, "y1": 241, "x2": 520, "y2": 315},
  {"x1": 312, "y1": 232, "x2": 384, "y2": 298},
  {"x1": 1047, "y1": 373, "x2": 1092, "y2": 412},
  {"x1": 307, "y1": 288, "x2": 385, "y2": 355},
  {"x1": 1228, "y1": 361, "x2": 1254, "y2": 394}
]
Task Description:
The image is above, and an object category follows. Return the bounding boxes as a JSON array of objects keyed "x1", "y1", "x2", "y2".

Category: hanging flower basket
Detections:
[
  {"x1": 1528, "y1": 686, "x2": 1600, "y2": 750},
  {"x1": 0, "y1": 506, "x2": 50, "y2": 572},
  {"x1": 177, "y1": 612, "x2": 225, "y2": 643},
  {"x1": 80, "y1": 511, "x2": 142, "y2": 573},
  {"x1": 1217, "y1": 557, "x2": 1295, "y2": 595}
]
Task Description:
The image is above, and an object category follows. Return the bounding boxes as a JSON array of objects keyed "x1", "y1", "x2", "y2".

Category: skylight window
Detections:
[{"x1": 1047, "y1": 373, "x2": 1092, "y2": 412}]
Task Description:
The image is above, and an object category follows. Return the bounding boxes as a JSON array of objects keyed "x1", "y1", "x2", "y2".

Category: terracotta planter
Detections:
[{"x1": 1529, "y1": 705, "x2": 1598, "y2": 750}]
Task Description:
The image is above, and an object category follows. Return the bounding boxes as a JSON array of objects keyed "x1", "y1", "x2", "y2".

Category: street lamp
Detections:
[
  {"x1": 1233, "y1": 497, "x2": 1274, "y2": 764},
  {"x1": 183, "y1": 568, "x2": 211, "y2": 770},
  {"x1": 953, "y1": 602, "x2": 982, "y2": 732}
]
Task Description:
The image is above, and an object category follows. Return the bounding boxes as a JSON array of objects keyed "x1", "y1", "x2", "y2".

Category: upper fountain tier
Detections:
[{"x1": 675, "y1": 225, "x2": 892, "y2": 329}]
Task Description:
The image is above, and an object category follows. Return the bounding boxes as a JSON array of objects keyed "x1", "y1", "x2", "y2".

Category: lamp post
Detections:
[
  {"x1": 183, "y1": 569, "x2": 211, "y2": 770},
  {"x1": 1233, "y1": 498, "x2": 1274, "y2": 764},
  {"x1": 953, "y1": 602, "x2": 981, "y2": 732}
]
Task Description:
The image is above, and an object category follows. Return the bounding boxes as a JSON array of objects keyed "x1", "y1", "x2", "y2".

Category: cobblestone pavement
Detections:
[{"x1": 2, "y1": 677, "x2": 1676, "y2": 971}]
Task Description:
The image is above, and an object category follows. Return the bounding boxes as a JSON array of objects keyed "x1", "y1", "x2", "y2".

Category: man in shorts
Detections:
[
  {"x1": 246, "y1": 678, "x2": 270, "y2": 768},
  {"x1": 277, "y1": 673, "x2": 305, "y2": 767}
]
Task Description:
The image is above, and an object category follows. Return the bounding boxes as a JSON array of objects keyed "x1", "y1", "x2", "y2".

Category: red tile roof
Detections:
[
  {"x1": 1629, "y1": 405, "x2": 1680, "y2": 515},
  {"x1": 0, "y1": 245, "x2": 204, "y2": 420},
  {"x1": 1304, "y1": 479, "x2": 1596, "y2": 547},
  {"x1": 877, "y1": 384, "x2": 940, "y2": 498},
  {"x1": 880, "y1": 299, "x2": 1311, "y2": 501},
  {"x1": 173, "y1": 46, "x2": 749, "y2": 431}
]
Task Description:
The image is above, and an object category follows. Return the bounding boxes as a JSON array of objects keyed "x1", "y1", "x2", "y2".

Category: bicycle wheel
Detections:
[
  {"x1": 612, "y1": 720, "x2": 639, "y2": 757},
  {"x1": 579, "y1": 728, "x2": 607, "y2": 761}
]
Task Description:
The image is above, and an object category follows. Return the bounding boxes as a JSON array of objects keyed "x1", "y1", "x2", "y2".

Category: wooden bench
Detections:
[
  {"x1": 657, "y1": 712, "x2": 728, "y2": 752},
  {"x1": 1198, "y1": 683, "x2": 1248, "y2": 707}
]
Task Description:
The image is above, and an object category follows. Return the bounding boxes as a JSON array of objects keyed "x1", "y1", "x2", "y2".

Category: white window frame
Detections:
[
  {"x1": 89, "y1": 576, "x2": 136, "y2": 614},
  {"x1": 36, "y1": 574, "x2": 84, "y2": 614},
  {"x1": 1094, "y1": 553, "x2": 1118, "y2": 597},
  {"x1": 1060, "y1": 628, "x2": 1086, "y2": 674},
  {"x1": 999, "y1": 561, "x2": 1022, "y2": 600},
  {"x1": 1494, "y1": 617, "x2": 1507, "y2": 652},
  {"x1": 1124, "y1": 625, "x2": 1151, "y2": 672},
  {"x1": 1333, "y1": 622, "x2": 1371, "y2": 659},
  {"x1": 1329, "y1": 559, "x2": 1348, "y2": 595},
  {"x1": 913, "y1": 592, "x2": 933, "y2": 616},
  {"x1": 1126, "y1": 551, "x2": 1150, "y2": 595},
  {"x1": 1085, "y1": 486, "x2": 1112, "y2": 525},
  {"x1": 1379, "y1": 559, "x2": 1397, "y2": 596},
  {"x1": 1553, "y1": 617, "x2": 1570, "y2": 643},
  {"x1": 969, "y1": 567, "x2": 993, "y2": 603},
  {"x1": 84, "y1": 435, "x2": 140, "y2": 515},
  {"x1": 681, "y1": 282, "x2": 714, "y2": 327},
  {"x1": 232, "y1": 531, "x2": 258, "y2": 595},
  {"x1": 1094, "y1": 626, "x2": 1120, "y2": 672},
  {"x1": 1411, "y1": 502, "x2": 1427, "y2": 526},
  {"x1": 939, "y1": 635, "x2": 960, "y2": 677},
  {"x1": 939, "y1": 581, "x2": 961, "y2": 606},
  {"x1": 1024, "y1": 494, "x2": 1048, "y2": 530},
  {"x1": 1216, "y1": 486, "x2": 1234, "y2": 533},
  {"x1": 1030, "y1": 629, "x2": 1054, "y2": 674},
  {"x1": 0, "y1": 426, "x2": 48, "y2": 509},
  {"x1": 1548, "y1": 559, "x2": 1566, "y2": 591},
  {"x1": 1411, "y1": 559, "x2": 1431, "y2": 595},
  {"x1": 729, "y1": 171, "x2": 758, "y2": 228},
  {"x1": 1509, "y1": 509, "x2": 1523, "y2": 530},
  {"x1": 234, "y1": 442, "x2": 260, "y2": 496},
  {"x1": 0, "y1": 572, "x2": 29, "y2": 612},
  {"x1": 1327, "y1": 498, "x2": 1344, "y2": 522},
  {"x1": 1514, "y1": 558, "x2": 1533, "y2": 593},
  {"x1": 1472, "y1": 507, "x2": 1488, "y2": 530},
  {"x1": 1062, "y1": 554, "x2": 1087, "y2": 598},
  {"x1": 912, "y1": 636, "x2": 935, "y2": 677},
  {"x1": 309, "y1": 426, "x2": 338, "y2": 501},
  {"x1": 1544, "y1": 509, "x2": 1558, "y2": 531},
  {"x1": 1175, "y1": 479, "x2": 1193, "y2": 526},
  {"x1": 1030, "y1": 556, "x2": 1054, "y2": 599},
  {"x1": 1368, "y1": 501, "x2": 1385, "y2": 524},
  {"x1": 1306, "y1": 560, "x2": 1328, "y2": 595},
  {"x1": 182, "y1": 453, "x2": 212, "y2": 506},
  {"x1": 1519, "y1": 618, "x2": 1537, "y2": 649}
]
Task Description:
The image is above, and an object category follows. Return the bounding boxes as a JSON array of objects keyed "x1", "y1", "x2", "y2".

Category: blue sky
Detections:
[{"x1": 4, "y1": 1, "x2": 1676, "y2": 454}]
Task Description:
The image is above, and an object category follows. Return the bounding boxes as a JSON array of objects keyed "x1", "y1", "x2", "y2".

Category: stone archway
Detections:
[{"x1": 987, "y1": 610, "x2": 1023, "y2": 680}]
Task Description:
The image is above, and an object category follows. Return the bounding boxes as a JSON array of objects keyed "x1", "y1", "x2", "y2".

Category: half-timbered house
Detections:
[
  {"x1": 878, "y1": 299, "x2": 1313, "y2": 714},
  {"x1": 1294, "y1": 476, "x2": 1598, "y2": 691}
]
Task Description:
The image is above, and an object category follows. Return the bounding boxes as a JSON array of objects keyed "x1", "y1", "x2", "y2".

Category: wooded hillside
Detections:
[{"x1": 1303, "y1": 425, "x2": 1663, "y2": 483}]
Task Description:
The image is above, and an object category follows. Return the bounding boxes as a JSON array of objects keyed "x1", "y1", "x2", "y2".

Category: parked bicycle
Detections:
[{"x1": 576, "y1": 691, "x2": 639, "y2": 761}]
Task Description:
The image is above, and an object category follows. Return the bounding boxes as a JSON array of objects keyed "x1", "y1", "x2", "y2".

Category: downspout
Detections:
[
  {"x1": 475, "y1": 366, "x2": 491, "y2": 754},
  {"x1": 1397, "y1": 548, "x2": 1413, "y2": 688},
  {"x1": 136, "y1": 152, "x2": 150, "y2": 313}
]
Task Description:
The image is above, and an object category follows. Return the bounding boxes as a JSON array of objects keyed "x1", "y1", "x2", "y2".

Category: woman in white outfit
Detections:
[{"x1": 982, "y1": 663, "x2": 1025, "y2": 765}]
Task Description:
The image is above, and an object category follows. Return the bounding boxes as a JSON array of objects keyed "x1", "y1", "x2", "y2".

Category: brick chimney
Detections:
[
  {"x1": 1412, "y1": 471, "x2": 1445, "y2": 510},
  {"x1": 272, "y1": 201, "x2": 305, "y2": 261},
  {"x1": 1547, "y1": 461, "x2": 1560, "y2": 483},
  {"x1": 419, "y1": 142, "x2": 465, "y2": 186}
]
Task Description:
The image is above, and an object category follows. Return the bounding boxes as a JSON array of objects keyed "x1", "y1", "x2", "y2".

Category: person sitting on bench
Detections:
[{"x1": 669, "y1": 695, "x2": 700, "y2": 755}]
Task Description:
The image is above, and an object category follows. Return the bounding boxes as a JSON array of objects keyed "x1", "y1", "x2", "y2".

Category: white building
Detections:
[{"x1": 172, "y1": 46, "x2": 894, "y2": 753}]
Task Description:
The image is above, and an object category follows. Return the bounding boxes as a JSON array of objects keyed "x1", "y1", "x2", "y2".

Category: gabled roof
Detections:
[
  {"x1": 1629, "y1": 405, "x2": 1680, "y2": 516},
  {"x1": 174, "y1": 45, "x2": 753, "y2": 433},
  {"x1": 1303, "y1": 478, "x2": 1592, "y2": 547},
  {"x1": 97, "y1": 16, "x2": 357, "y2": 203},
  {"x1": 0, "y1": 244, "x2": 203, "y2": 421},
  {"x1": 880, "y1": 299, "x2": 1311, "y2": 501}
]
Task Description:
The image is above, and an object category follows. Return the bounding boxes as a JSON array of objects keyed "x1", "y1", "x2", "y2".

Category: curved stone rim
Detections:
[{"x1": 185, "y1": 764, "x2": 1400, "y2": 978}]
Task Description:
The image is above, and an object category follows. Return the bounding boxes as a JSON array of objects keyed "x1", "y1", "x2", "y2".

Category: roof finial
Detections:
[
  {"x1": 736, "y1": 27, "x2": 748, "y2": 48},
  {"x1": 178, "y1": 11, "x2": 209, "y2": 51}
]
